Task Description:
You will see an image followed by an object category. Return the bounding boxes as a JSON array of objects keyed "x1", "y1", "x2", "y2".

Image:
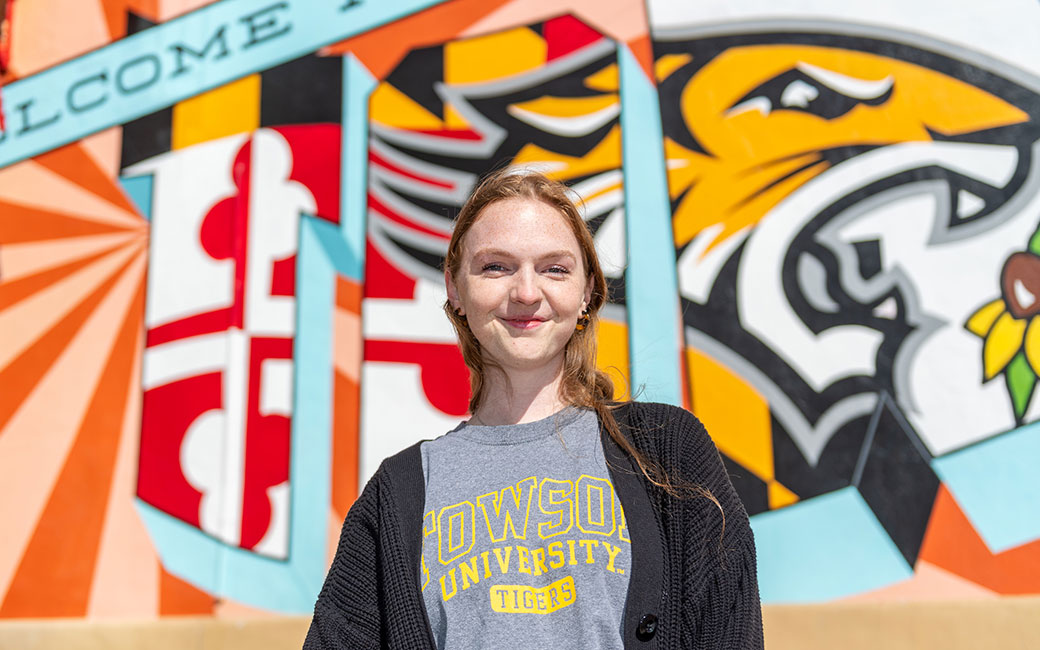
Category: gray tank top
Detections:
[{"x1": 419, "y1": 407, "x2": 631, "y2": 650}]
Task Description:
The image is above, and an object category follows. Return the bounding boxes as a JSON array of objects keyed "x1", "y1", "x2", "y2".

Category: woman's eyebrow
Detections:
[{"x1": 472, "y1": 248, "x2": 577, "y2": 262}]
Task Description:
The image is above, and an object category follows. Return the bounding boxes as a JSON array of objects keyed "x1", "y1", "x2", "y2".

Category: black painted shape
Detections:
[
  {"x1": 384, "y1": 45, "x2": 445, "y2": 120},
  {"x1": 120, "y1": 106, "x2": 172, "y2": 169},
  {"x1": 770, "y1": 413, "x2": 861, "y2": 502},
  {"x1": 719, "y1": 453, "x2": 769, "y2": 516},
  {"x1": 126, "y1": 11, "x2": 157, "y2": 36},
  {"x1": 852, "y1": 394, "x2": 939, "y2": 567},
  {"x1": 260, "y1": 54, "x2": 342, "y2": 127}
]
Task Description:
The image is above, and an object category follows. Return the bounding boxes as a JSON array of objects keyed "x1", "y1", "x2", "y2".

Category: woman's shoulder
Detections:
[
  {"x1": 616, "y1": 400, "x2": 723, "y2": 470},
  {"x1": 618, "y1": 400, "x2": 711, "y2": 442}
]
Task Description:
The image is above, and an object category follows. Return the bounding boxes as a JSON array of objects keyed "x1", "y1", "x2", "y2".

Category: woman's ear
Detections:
[
  {"x1": 583, "y1": 274, "x2": 594, "y2": 310},
  {"x1": 446, "y1": 269, "x2": 462, "y2": 314}
]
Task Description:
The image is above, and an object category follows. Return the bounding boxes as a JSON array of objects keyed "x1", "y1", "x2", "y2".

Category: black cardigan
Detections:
[{"x1": 304, "y1": 401, "x2": 764, "y2": 649}]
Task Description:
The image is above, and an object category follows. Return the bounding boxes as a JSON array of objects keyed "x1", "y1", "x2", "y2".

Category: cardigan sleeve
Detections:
[
  {"x1": 671, "y1": 406, "x2": 765, "y2": 650},
  {"x1": 303, "y1": 472, "x2": 384, "y2": 650}
]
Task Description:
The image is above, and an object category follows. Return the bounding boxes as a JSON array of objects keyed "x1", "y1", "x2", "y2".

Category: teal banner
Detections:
[{"x1": 0, "y1": 0, "x2": 444, "y2": 169}]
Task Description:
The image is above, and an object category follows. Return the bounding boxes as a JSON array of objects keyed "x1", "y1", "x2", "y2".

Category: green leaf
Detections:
[
  {"x1": 1005, "y1": 352, "x2": 1037, "y2": 423},
  {"x1": 1028, "y1": 228, "x2": 1040, "y2": 256}
]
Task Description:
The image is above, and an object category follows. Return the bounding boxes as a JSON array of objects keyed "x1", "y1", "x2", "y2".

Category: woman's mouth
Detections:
[{"x1": 502, "y1": 317, "x2": 545, "y2": 330}]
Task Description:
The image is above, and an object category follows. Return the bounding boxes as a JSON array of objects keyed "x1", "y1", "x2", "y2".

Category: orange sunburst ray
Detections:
[
  {"x1": 0, "y1": 241, "x2": 144, "y2": 435},
  {"x1": 0, "y1": 201, "x2": 129, "y2": 245},
  {"x1": 0, "y1": 159, "x2": 144, "y2": 231},
  {"x1": 0, "y1": 258, "x2": 146, "y2": 617},
  {"x1": 0, "y1": 248, "x2": 147, "y2": 604},
  {"x1": 33, "y1": 143, "x2": 140, "y2": 216},
  {"x1": 0, "y1": 237, "x2": 136, "y2": 311}
]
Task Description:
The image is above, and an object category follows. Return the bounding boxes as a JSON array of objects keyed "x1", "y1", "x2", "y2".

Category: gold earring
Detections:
[
  {"x1": 454, "y1": 306, "x2": 464, "y2": 317},
  {"x1": 575, "y1": 308, "x2": 591, "y2": 331}
]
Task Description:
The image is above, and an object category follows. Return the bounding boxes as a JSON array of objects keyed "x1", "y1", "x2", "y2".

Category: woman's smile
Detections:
[{"x1": 501, "y1": 315, "x2": 547, "y2": 330}]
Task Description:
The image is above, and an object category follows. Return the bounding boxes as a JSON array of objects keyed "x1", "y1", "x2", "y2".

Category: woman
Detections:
[{"x1": 304, "y1": 171, "x2": 763, "y2": 650}]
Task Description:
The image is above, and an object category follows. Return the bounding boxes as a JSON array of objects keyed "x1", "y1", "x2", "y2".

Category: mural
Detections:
[
  {"x1": 0, "y1": 0, "x2": 1037, "y2": 620},
  {"x1": 652, "y1": 21, "x2": 1040, "y2": 600}
]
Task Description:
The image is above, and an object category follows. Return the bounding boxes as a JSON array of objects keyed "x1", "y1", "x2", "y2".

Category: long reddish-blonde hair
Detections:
[{"x1": 443, "y1": 169, "x2": 709, "y2": 500}]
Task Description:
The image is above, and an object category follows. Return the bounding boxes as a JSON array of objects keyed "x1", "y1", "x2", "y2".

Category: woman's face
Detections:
[{"x1": 446, "y1": 197, "x2": 593, "y2": 374}]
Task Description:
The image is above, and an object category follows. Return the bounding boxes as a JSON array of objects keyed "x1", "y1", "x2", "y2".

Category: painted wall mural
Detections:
[{"x1": 0, "y1": 0, "x2": 1037, "y2": 619}]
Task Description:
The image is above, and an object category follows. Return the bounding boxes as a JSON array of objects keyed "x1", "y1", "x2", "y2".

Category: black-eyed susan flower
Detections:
[{"x1": 965, "y1": 250, "x2": 1040, "y2": 423}]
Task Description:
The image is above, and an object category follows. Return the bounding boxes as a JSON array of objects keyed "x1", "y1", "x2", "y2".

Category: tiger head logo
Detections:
[{"x1": 657, "y1": 27, "x2": 1040, "y2": 480}]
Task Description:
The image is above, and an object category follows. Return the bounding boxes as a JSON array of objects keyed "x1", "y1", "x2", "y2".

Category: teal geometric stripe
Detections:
[
  {"x1": 0, "y1": 0, "x2": 447, "y2": 169},
  {"x1": 339, "y1": 53, "x2": 377, "y2": 282},
  {"x1": 617, "y1": 43, "x2": 683, "y2": 407},
  {"x1": 750, "y1": 487, "x2": 913, "y2": 603}
]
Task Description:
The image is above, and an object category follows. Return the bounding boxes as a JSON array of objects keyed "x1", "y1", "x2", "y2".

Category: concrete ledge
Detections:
[
  {"x1": 0, "y1": 616, "x2": 311, "y2": 650},
  {"x1": 1, "y1": 599, "x2": 1038, "y2": 650},
  {"x1": 762, "y1": 598, "x2": 1040, "y2": 650}
]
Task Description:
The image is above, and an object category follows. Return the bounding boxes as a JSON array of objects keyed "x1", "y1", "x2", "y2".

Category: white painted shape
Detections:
[
  {"x1": 932, "y1": 144, "x2": 1018, "y2": 189},
  {"x1": 595, "y1": 207, "x2": 628, "y2": 277},
  {"x1": 219, "y1": 328, "x2": 249, "y2": 546},
  {"x1": 781, "y1": 79, "x2": 820, "y2": 107},
  {"x1": 181, "y1": 409, "x2": 236, "y2": 545},
  {"x1": 678, "y1": 223, "x2": 749, "y2": 304},
  {"x1": 359, "y1": 362, "x2": 463, "y2": 489},
  {"x1": 125, "y1": 134, "x2": 248, "y2": 329},
  {"x1": 506, "y1": 102, "x2": 620, "y2": 137},
  {"x1": 571, "y1": 170, "x2": 624, "y2": 206},
  {"x1": 647, "y1": 0, "x2": 1040, "y2": 77},
  {"x1": 245, "y1": 129, "x2": 315, "y2": 337},
  {"x1": 727, "y1": 96, "x2": 772, "y2": 117},
  {"x1": 260, "y1": 357, "x2": 293, "y2": 417},
  {"x1": 796, "y1": 62, "x2": 893, "y2": 99},
  {"x1": 957, "y1": 190, "x2": 987, "y2": 218},
  {"x1": 251, "y1": 481, "x2": 290, "y2": 559},
  {"x1": 363, "y1": 279, "x2": 457, "y2": 343},
  {"x1": 142, "y1": 332, "x2": 227, "y2": 390},
  {"x1": 581, "y1": 189, "x2": 624, "y2": 223},
  {"x1": 1013, "y1": 279, "x2": 1035, "y2": 311},
  {"x1": 872, "y1": 296, "x2": 898, "y2": 319}
]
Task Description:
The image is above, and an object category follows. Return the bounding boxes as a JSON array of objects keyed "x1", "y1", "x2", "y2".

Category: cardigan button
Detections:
[{"x1": 636, "y1": 614, "x2": 658, "y2": 641}]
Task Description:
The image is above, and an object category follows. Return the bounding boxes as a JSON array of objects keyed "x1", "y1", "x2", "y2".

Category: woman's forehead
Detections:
[{"x1": 464, "y1": 197, "x2": 581, "y2": 252}]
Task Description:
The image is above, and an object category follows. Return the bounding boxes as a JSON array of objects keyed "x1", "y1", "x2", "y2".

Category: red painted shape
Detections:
[
  {"x1": 412, "y1": 128, "x2": 483, "y2": 141},
  {"x1": 145, "y1": 307, "x2": 234, "y2": 347},
  {"x1": 272, "y1": 124, "x2": 342, "y2": 224},
  {"x1": 195, "y1": 137, "x2": 251, "y2": 331},
  {"x1": 544, "y1": 15, "x2": 603, "y2": 62},
  {"x1": 270, "y1": 254, "x2": 296, "y2": 297},
  {"x1": 363, "y1": 241, "x2": 417, "y2": 300},
  {"x1": 137, "y1": 372, "x2": 219, "y2": 528},
  {"x1": 364, "y1": 339, "x2": 470, "y2": 416},
  {"x1": 369, "y1": 150, "x2": 454, "y2": 190},
  {"x1": 239, "y1": 336, "x2": 293, "y2": 551},
  {"x1": 199, "y1": 195, "x2": 235, "y2": 262},
  {"x1": 369, "y1": 193, "x2": 450, "y2": 240}
]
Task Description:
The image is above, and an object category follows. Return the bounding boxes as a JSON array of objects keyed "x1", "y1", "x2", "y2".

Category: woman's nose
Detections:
[{"x1": 510, "y1": 267, "x2": 541, "y2": 304}]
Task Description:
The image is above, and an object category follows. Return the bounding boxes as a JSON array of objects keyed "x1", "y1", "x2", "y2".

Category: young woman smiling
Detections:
[{"x1": 304, "y1": 171, "x2": 764, "y2": 650}]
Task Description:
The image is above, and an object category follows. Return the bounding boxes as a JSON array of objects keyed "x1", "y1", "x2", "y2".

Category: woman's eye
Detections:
[
  {"x1": 546, "y1": 265, "x2": 570, "y2": 274},
  {"x1": 481, "y1": 263, "x2": 506, "y2": 272}
]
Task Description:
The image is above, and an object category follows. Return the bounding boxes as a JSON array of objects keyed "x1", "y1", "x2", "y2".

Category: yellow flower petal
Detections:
[
  {"x1": 1024, "y1": 317, "x2": 1040, "y2": 376},
  {"x1": 984, "y1": 311, "x2": 1027, "y2": 380},
  {"x1": 965, "y1": 298, "x2": 1007, "y2": 338}
]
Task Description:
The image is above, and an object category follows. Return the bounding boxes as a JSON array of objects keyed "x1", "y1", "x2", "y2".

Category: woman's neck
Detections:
[{"x1": 472, "y1": 362, "x2": 567, "y2": 425}]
